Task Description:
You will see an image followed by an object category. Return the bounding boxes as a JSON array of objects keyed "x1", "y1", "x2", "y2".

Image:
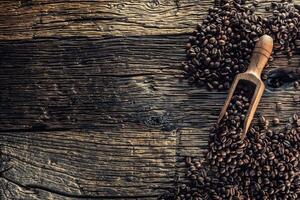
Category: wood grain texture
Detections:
[
  {"x1": 1, "y1": 0, "x2": 299, "y2": 40},
  {"x1": 0, "y1": 35, "x2": 299, "y2": 199},
  {"x1": 0, "y1": 0, "x2": 299, "y2": 199},
  {"x1": 0, "y1": 0, "x2": 213, "y2": 40}
]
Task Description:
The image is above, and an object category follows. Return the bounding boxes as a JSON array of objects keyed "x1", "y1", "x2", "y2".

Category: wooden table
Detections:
[{"x1": 0, "y1": 0, "x2": 299, "y2": 199}]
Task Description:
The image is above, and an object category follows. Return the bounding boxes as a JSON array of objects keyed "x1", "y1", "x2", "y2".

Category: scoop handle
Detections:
[{"x1": 246, "y1": 35, "x2": 273, "y2": 77}]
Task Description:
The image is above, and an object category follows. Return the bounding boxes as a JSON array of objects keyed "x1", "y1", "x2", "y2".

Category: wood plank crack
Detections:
[{"x1": 0, "y1": 176, "x2": 157, "y2": 199}]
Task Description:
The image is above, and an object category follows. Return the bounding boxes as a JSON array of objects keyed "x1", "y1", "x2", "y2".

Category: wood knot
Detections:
[
  {"x1": 146, "y1": 0, "x2": 160, "y2": 9},
  {"x1": 19, "y1": 0, "x2": 33, "y2": 7}
]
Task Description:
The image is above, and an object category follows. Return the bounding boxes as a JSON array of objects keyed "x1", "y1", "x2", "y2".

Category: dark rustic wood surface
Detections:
[{"x1": 0, "y1": 0, "x2": 299, "y2": 199}]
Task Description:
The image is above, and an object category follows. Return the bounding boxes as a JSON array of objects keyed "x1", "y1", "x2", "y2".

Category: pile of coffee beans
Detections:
[
  {"x1": 162, "y1": 1, "x2": 300, "y2": 199},
  {"x1": 182, "y1": 0, "x2": 300, "y2": 90},
  {"x1": 266, "y1": 2, "x2": 300, "y2": 58},
  {"x1": 159, "y1": 83, "x2": 300, "y2": 199}
]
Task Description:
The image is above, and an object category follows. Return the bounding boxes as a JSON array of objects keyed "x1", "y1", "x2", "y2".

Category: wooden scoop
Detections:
[{"x1": 217, "y1": 35, "x2": 273, "y2": 139}]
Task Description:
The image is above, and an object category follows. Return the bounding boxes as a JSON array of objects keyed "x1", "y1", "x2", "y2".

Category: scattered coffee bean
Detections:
[
  {"x1": 276, "y1": 102, "x2": 283, "y2": 111},
  {"x1": 273, "y1": 117, "x2": 280, "y2": 125},
  {"x1": 294, "y1": 95, "x2": 300, "y2": 103},
  {"x1": 253, "y1": 0, "x2": 259, "y2": 7},
  {"x1": 294, "y1": 81, "x2": 299, "y2": 89}
]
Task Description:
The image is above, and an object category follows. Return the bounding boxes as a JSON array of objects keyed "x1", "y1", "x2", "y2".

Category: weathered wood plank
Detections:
[
  {"x1": 0, "y1": 0, "x2": 299, "y2": 198},
  {"x1": 0, "y1": 36, "x2": 297, "y2": 130},
  {"x1": 0, "y1": 0, "x2": 213, "y2": 40},
  {"x1": 0, "y1": 35, "x2": 299, "y2": 199},
  {"x1": 1, "y1": 0, "x2": 299, "y2": 40},
  {"x1": 0, "y1": 177, "x2": 70, "y2": 200},
  {"x1": 0, "y1": 130, "x2": 176, "y2": 197}
]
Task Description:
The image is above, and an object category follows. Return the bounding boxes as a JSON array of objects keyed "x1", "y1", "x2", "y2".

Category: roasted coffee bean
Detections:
[
  {"x1": 209, "y1": 37, "x2": 217, "y2": 44},
  {"x1": 253, "y1": 0, "x2": 259, "y2": 7},
  {"x1": 294, "y1": 95, "x2": 300, "y2": 103},
  {"x1": 276, "y1": 102, "x2": 283, "y2": 111},
  {"x1": 273, "y1": 117, "x2": 280, "y2": 125},
  {"x1": 294, "y1": 81, "x2": 300, "y2": 89}
]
